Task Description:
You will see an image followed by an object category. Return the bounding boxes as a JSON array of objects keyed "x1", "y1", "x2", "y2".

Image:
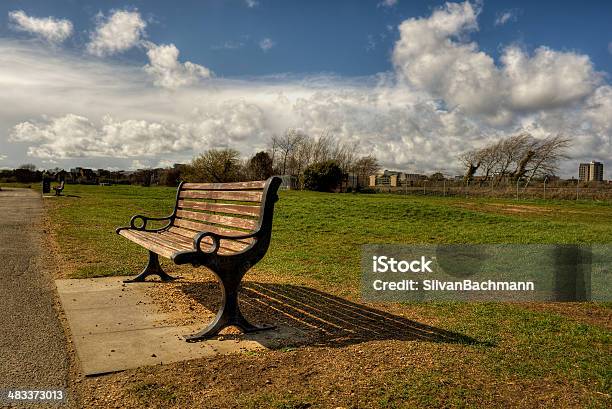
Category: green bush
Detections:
[
  {"x1": 303, "y1": 160, "x2": 343, "y2": 192},
  {"x1": 357, "y1": 187, "x2": 377, "y2": 194}
]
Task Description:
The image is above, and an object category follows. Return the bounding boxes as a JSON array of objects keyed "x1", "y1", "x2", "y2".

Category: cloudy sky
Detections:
[{"x1": 0, "y1": 0, "x2": 610, "y2": 177}]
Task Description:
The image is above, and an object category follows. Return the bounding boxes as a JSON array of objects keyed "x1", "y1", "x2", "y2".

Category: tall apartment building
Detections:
[{"x1": 579, "y1": 161, "x2": 604, "y2": 182}]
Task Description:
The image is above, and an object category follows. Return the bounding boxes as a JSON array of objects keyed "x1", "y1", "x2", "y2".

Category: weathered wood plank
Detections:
[
  {"x1": 118, "y1": 230, "x2": 175, "y2": 259},
  {"x1": 122, "y1": 229, "x2": 243, "y2": 256},
  {"x1": 179, "y1": 190, "x2": 263, "y2": 202},
  {"x1": 176, "y1": 209, "x2": 257, "y2": 231},
  {"x1": 182, "y1": 181, "x2": 267, "y2": 190},
  {"x1": 178, "y1": 200, "x2": 260, "y2": 217},
  {"x1": 167, "y1": 226, "x2": 254, "y2": 245},
  {"x1": 129, "y1": 230, "x2": 190, "y2": 253},
  {"x1": 162, "y1": 230, "x2": 248, "y2": 253},
  {"x1": 174, "y1": 218, "x2": 250, "y2": 237}
]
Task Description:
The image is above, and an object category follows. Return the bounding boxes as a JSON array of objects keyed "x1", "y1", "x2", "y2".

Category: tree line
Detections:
[
  {"x1": 185, "y1": 129, "x2": 380, "y2": 191},
  {"x1": 458, "y1": 132, "x2": 570, "y2": 187}
]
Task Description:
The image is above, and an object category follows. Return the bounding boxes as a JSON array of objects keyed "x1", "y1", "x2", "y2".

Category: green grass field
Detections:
[
  {"x1": 45, "y1": 184, "x2": 612, "y2": 282},
  {"x1": 43, "y1": 184, "x2": 611, "y2": 407}
]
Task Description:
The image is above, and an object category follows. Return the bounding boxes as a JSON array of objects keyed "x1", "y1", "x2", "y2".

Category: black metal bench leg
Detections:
[
  {"x1": 124, "y1": 251, "x2": 177, "y2": 283},
  {"x1": 185, "y1": 273, "x2": 275, "y2": 342}
]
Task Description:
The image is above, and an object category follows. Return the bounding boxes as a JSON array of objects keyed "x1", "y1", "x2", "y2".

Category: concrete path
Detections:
[
  {"x1": 56, "y1": 277, "x2": 297, "y2": 375},
  {"x1": 0, "y1": 189, "x2": 71, "y2": 394}
]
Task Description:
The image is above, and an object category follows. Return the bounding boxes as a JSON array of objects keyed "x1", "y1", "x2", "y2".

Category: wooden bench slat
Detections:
[
  {"x1": 162, "y1": 230, "x2": 248, "y2": 253},
  {"x1": 119, "y1": 230, "x2": 176, "y2": 258},
  {"x1": 173, "y1": 218, "x2": 250, "y2": 238},
  {"x1": 157, "y1": 231, "x2": 240, "y2": 255},
  {"x1": 169, "y1": 223, "x2": 253, "y2": 251},
  {"x1": 128, "y1": 230, "x2": 190, "y2": 253},
  {"x1": 179, "y1": 190, "x2": 263, "y2": 202},
  {"x1": 178, "y1": 200, "x2": 260, "y2": 217},
  {"x1": 176, "y1": 209, "x2": 257, "y2": 231},
  {"x1": 126, "y1": 229, "x2": 244, "y2": 256},
  {"x1": 167, "y1": 226, "x2": 254, "y2": 246},
  {"x1": 182, "y1": 181, "x2": 266, "y2": 190}
]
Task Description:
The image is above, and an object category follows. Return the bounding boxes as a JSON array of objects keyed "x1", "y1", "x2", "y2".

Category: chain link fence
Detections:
[{"x1": 372, "y1": 180, "x2": 612, "y2": 201}]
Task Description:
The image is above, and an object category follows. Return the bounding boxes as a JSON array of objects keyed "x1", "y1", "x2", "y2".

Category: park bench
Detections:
[
  {"x1": 116, "y1": 176, "x2": 282, "y2": 341},
  {"x1": 53, "y1": 180, "x2": 65, "y2": 196}
]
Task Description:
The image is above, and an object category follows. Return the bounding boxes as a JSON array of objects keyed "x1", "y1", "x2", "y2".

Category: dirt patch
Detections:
[
  {"x1": 456, "y1": 202, "x2": 555, "y2": 216},
  {"x1": 76, "y1": 339, "x2": 604, "y2": 409},
  {"x1": 455, "y1": 201, "x2": 612, "y2": 221}
]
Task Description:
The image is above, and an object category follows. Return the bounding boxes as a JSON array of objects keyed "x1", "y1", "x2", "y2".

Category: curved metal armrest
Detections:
[
  {"x1": 130, "y1": 214, "x2": 173, "y2": 227},
  {"x1": 193, "y1": 231, "x2": 258, "y2": 255},
  {"x1": 115, "y1": 214, "x2": 174, "y2": 233}
]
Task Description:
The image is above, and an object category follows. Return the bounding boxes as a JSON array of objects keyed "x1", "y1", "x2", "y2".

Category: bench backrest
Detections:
[{"x1": 171, "y1": 177, "x2": 281, "y2": 241}]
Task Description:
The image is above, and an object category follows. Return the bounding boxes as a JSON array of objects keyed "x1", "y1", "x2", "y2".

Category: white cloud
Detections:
[
  {"x1": 87, "y1": 10, "x2": 146, "y2": 57},
  {"x1": 501, "y1": 46, "x2": 599, "y2": 111},
  {"x1": 143, "y1": 43, "x2": 212, "y2": 89},
  {"x1": 495, "y1": 10, "x2": 517, "y2": 26},
  {"x1": 8, "y1": 10, "x2": 73, "y2": 43},
  {"x1": 245, "y1": 0, "x2": 259, "y2": 8},
  {"x1": 393, "y1": 1, "x2": 601, "y2": 125},
  {"x1": 1, "y1": 0, "x2": 610, "y2": 178},
  {"x1": 379, "y1": 0, "x2": 398, "y2": 7},
  {"x1": 85, "y1": 9, "x2": 212, "y2": 88},
  {"x1": 259, "y1": 38, "x2": 275, "y2": 52},
  {"x1": 10, "y1": 114, "x2": 190, "y2": 158},
  {"x1": 7, "y1": 99, "x2": 271, "y2": 160},
  {"x1": 0, "y1": 154, "x2": 7, "y2": 161}
]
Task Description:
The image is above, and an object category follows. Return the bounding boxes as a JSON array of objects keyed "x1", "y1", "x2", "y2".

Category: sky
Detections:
[{"x1": 0, "y1": 0, "x2": 610, "y2": 177}]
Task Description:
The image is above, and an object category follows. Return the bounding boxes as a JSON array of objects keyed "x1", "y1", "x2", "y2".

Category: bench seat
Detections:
[{"x1": 118, "y1": 228, "x2": 251, "y2": 258}]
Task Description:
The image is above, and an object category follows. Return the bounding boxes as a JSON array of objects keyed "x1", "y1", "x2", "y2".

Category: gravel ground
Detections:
[{"x1": 0, "y1": 189, "x2": 73, "y2": 406}]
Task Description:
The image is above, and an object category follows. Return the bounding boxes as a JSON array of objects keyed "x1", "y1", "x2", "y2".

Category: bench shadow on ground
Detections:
[
  {"x1": 42, "y1": 194, "x2": 81, "y2": 198},
  {"x1": 178, "y1": 281, "x2": 481, "y2": 348}
]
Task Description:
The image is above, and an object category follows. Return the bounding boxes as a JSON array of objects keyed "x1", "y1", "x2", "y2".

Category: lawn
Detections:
[
  {"x1": 45, "y1": 184, "x2": 612, "y2": 283},
  {"x1": 43, "y1": 184, "x2": 611, "y2": 408}
]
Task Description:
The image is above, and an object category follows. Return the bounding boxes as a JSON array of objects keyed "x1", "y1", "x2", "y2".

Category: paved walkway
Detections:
[
  {"x1": 0, "y1": 189, "x2": 71, "y2": 397},
  {"x1": 56, "y1": 277, "x2": 292, "y2": 375}
]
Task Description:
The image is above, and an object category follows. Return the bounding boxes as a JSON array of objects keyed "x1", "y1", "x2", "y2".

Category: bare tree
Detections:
[
  {"x1": 458, "y1": 132, "x2": 571, "y2": 187},
  {"x1": 477, "y1": 145, "x2": 501, "y2": 185},
  {"x1": 353, "y1": 155, "x2": 380, "y2": 188},
  {"x1": 458, "y1": 150, "x2": 481, "y2": 183},
  {"x1": 268, "y1": 129, "x2": 360, "y2": 186},
  {"x1": 270, "y1": 129, "x2": 307, "y2": 175},
  {"x1": 494, "y1": 133, "x2": 532, "y2": 185},
  {"x1": 523, "y1": 135, "x2": 571, "y2": 187}
]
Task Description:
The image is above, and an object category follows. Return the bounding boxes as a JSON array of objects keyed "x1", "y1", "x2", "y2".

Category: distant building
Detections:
[
  {"x1": 591, "y1": 161, "x2": 604, "y2": 181},
  {"x1": 369, "y1": 170, "x2": 426, "y2": 187},
  {"x1": 579, "y1": 161, "x2": 604, "y2": 182},
  {"x1": 579, "y1": 163, "x2": 589, "y2": 181}
]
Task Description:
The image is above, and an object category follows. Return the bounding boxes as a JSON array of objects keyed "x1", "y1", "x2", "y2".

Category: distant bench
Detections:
[
  {"x1": 53, "y1": 180, "x2": 65, "y2": 196},
  {"x1": 116, "y1": 176, "x2": 282, "y2": 341}
]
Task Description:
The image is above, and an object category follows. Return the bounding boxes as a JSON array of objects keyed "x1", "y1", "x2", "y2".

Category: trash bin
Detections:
[{"x1": 42, "y1": 177, "x2": 51, "y2": 194}]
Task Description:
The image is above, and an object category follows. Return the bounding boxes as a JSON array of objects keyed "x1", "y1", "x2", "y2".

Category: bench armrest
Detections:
[
  {"x1": 116, "y1": 214, "x2": 174, "y2": 233},
  {"x1": 193, "y1": 231, "x2": 257, "y2": 255}
]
